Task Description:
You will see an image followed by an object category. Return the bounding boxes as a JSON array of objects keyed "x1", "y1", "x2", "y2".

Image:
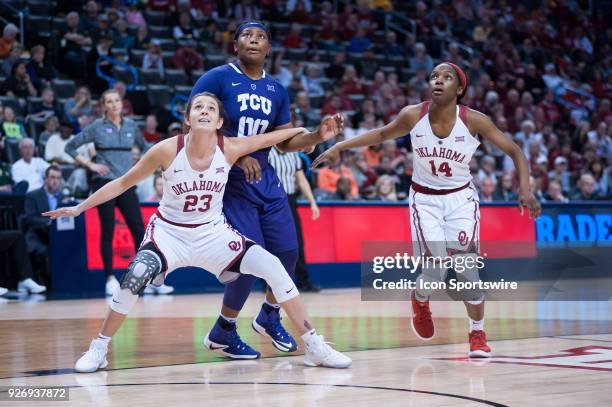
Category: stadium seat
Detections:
[
  {"x1": 51, "y1": 79, "x2": 76, "y2": 99},
  {"x1": 287, "y1": 48, "x2": 308, "y2": 61},
  {"x1": 26, "y1": 116, "x2": 46, "y2": 145},
  {"x1": 0, "y1": 96, "x2": 22, "y2": 117},
  {"x1": 165, "y1": 69, "x2": 189, "y2": 87},
  {"x1": 112, "y1": 48, "x2": 128, "y2": 61},
  {"x1": 214, "y1": 18, "x2": 229, "y2": 31},
  {"x1": 26, "y1": 97, "x2": 42, "y2": 115},
  {"x1": 144, "y1": 11, "x2": 166, "y2": 26},
  {"x1": 162, "y1": 51, "x2": 175, "y2": 69},
  {"x1": 52, "y1": 16, "x2": 67, "y2": 33},
  {"x1": 156, "y1": 38, "x2": 176, "y2": 52},
  {"x1": 26, "y1": 15, "x2": 52, "y2": 35},
  {"x1": 204, "y1": 54, "x2": 225, "y2": 70},
  {"x1": 26, "y1": 1, "x2": 52, "y2": 15},
  {"x1": 190, "y1": 69, "x2": 205, "y2": 82},
  {"x1": 149, "y1": 25, "x2": 172, "y2": 39},
  {"x1": 146, "y1": 85, "x2": 172, "y2": 109},
  {"x1": 59, "y1": 164, "x2": 75, "y2": 182},
  {"x1": 348, "y1": 94, "x2": 365, "y2": 104},
  {"x1": 316, "y1": 50, "x2": 332, "y2": 63},
  {"x1": 310, "y1": 96, "x2": 325, "y2": 109},
  {"x1": 347, "y1": 53, "x2": 363, "y2": 65},
  {"x1": 113, "y1": 66, "x2": 138, "y2": 87},
  {"x1": 174, "y1": 86, "x2": 192, "y2": 98},
  {"x1": 3, "y1": 0, "x2": 25, "y2": 10},
  {"x1": 3, "y1": 138, "x2": 21, "y2": 164},
  {"x1": 130, "y1": 49, "x2": 146, "y2": 67},
  {"x1": 140, "y1": 69, "x2": 164, "y2": 85},
  {"x1": 270, "y1": 22, "x2": 290, "y2": 33}
]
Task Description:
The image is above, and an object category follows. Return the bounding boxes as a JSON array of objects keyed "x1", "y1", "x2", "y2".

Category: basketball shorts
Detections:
[
  {"x1": 141, "y1": 213, "x2": 249, "y2": 284},
  {"x1": 223, "y1": 164, "x2": 297, "y2": 253},
  {"x1": 408, "y1": 183, "x2": 480, "y2": 257}
]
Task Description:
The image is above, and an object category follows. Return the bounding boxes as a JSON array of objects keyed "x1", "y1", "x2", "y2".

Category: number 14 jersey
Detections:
[
  {"x1": 410, "y1": 102, "x2": 480, "y2": 189},
  {"x1": 158, "y1": 134, "x2": 230, "y2": 225}
]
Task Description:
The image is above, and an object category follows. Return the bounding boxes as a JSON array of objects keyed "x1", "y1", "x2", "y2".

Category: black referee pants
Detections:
[
  {"x1": 288, "y1": 193, "x2": 312, "y2": 287},
  {"x1": 93, "y1": 179, "x2": 145, "y2": 277}
]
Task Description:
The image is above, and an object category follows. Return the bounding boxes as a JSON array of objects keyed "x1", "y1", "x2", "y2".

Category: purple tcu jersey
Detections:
[{"x1": 190, "y1": 63, "x2": 291, "y2": 179}]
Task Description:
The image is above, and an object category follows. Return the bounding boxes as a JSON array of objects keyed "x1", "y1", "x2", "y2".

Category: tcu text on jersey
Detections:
[{"x1": 237, "y1": 93, "x2": 271, "y2": 137}]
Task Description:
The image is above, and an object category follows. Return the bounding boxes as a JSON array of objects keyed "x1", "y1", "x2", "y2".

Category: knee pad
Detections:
[
  {"x1": 120, "y1": 249, "x2": 163, "y2": 295},
  {"x1": 446, "y1": 253, "x2": 484, "y2": 303},
  {"x1": 110, "y1": 288, "x2": 139, "y2": 314},
  {"x1": 240, "y1": 245, "x2": 298, "y2": 303}
]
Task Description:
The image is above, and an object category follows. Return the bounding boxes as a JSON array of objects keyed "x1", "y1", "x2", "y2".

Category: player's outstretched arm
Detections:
[
  {"x1": 43, "y1": 141, "x2": 171, "y2": 219},
  {"x1": 312, "y1": 105, "x2": 420, "y2": 168},
  {"x1": 224, "y1": 126, "x2": 309, "y2": 165},
  {"x1": 468, "y1": 109, "x2": 541, "y2": 219},
  {"x1": 276, "y1": 113, "x2": 345, "y2": 152}
]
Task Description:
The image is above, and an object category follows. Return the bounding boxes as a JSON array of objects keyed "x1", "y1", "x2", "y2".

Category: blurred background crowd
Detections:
[{"x1": 0, "y1": 0, "x2": 610, "y2": 205}]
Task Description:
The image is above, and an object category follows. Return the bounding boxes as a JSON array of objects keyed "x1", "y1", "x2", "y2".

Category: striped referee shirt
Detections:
[{"x1": 268, "y1": 147, "x2": 302, "y2": 195}]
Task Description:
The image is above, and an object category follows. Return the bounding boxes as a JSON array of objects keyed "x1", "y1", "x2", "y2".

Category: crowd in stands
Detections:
[{"x1": 0, "y1": 0, "x2": 610, "y2": 210}]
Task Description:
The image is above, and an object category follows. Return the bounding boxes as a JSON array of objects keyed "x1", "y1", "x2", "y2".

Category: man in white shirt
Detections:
[
  {"x1": 45, "y1": 121, "x2": 76, "y2": 164},
  {"x1": 11, "y1": 138, "x2": 49, "y2": 193}
]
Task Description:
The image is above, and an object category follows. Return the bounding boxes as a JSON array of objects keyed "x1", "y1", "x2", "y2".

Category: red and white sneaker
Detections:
[
  {"x1": 410, "y1": 291, "x2": 434, "y2": 340},
  {"x1": 468, "y1": 330, "x2": 491, "y2": 358}
]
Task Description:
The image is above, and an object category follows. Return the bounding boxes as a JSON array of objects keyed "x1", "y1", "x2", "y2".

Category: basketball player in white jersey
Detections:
[
  {"x1": 313, "y1": 62, "x2": 541, "y2": 357},
  {"x1": 44, "y1": 93, "x2": 351, "y2": 371}
]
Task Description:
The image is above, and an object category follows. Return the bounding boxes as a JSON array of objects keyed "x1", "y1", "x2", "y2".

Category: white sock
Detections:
[
  {"x1": 469, "y1": 318, "x2": 484, "y2": 332},
  {"x1": 264, "y1": 299, "x2": 280, "y2": 309},
  {"x1": 96, "y1": 333, "x2": 111, "y2": 346},
  {"x1": 301, "y1": 329, "x2": 317, "y2": 344},
  {"x1": 414, "y1": 290, "x2": 429, "y2": 302},
  {"x1": 220, "y1": 314, "x2": 237, "y2": 324}
]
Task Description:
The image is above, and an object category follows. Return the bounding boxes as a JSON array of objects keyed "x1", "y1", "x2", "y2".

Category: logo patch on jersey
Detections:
[
  {"x1": 251, "y1": 84, "x2": 256, "y2": 90},
  {"x1": 455, "y1": 136, "x2": 465, "y2": 142},
  {"x1": 174, "y1": 169, "x2": 183, "y2": 173},
  {"x1": 232, "y1": 82, "x2": 241, "y2": 86},
  {"x1": 267, "y1": 84, "x2": 275, "y2": 92},
  {"x1": 415, "y1": 134, "x2": 425, "y2": 138},
  {"x1": 228, "y1": 240, "x2": 242, "y2": 252},
  {"x1": 216, "y1": 167, "x2": 224, "y2": 174},
  {"x1": 458, "y1": 231, "x2": 468, "y2": 246}
]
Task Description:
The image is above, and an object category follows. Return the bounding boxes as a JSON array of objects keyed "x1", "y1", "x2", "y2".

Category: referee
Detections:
[{"x1": 268, "y1": 146, "x2": 320, "y2": 292}]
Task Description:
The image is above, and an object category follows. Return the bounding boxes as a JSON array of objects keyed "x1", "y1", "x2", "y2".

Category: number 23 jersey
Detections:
[
  {"x1": 190, "y1": 63, "x2": 291, "y2": 179},
  {"x1": 157, "y1": 134, "x2": 230, "y2": 225},
  {"x1": 410, "y1": 102, "x2": 480, "y2": 189}
]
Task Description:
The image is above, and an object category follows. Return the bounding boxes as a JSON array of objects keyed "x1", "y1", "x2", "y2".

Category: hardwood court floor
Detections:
[{"x1": 0, "y1": 289, "x2": 611, "y2": 406}]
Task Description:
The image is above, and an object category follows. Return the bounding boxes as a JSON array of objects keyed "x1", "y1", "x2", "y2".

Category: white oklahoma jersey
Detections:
[
  {"x1": 142, "y1": 134, "x2": 248, "y2": 284},
  {"x1": 411, "y1": 101, "x2": 479, "y2": 189},
  {"x1": 408, "y1": 102, "x2": 481, "y2": 257}
]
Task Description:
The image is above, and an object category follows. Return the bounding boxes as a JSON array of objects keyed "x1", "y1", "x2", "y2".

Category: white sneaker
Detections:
[
  {"x1": 144, "y1": 284, "x2": 174, "y2": 295},
  {"x1": 154, "y1": 284, "x2": 174, "y2": 294},
  {"x1": 17, "y1": 278, "x2": 46, "y2": 294},
  {"x1": 105, "y1": 276, "x2": 120, "y2": 296},
  {"x1": 75, "y1": 339, "x2": 109, "y2": 373},
  {"x1": 303, "y1": 333, "x2": 352, "y2": 368},
  {"x1": 0, "y1": 287, "x2": 7, "y2": 296}
]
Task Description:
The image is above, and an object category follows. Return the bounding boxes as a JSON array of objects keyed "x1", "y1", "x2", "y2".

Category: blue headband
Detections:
[{"x1": 234, "y1": 21, "x2": 271, "y2": 40}]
